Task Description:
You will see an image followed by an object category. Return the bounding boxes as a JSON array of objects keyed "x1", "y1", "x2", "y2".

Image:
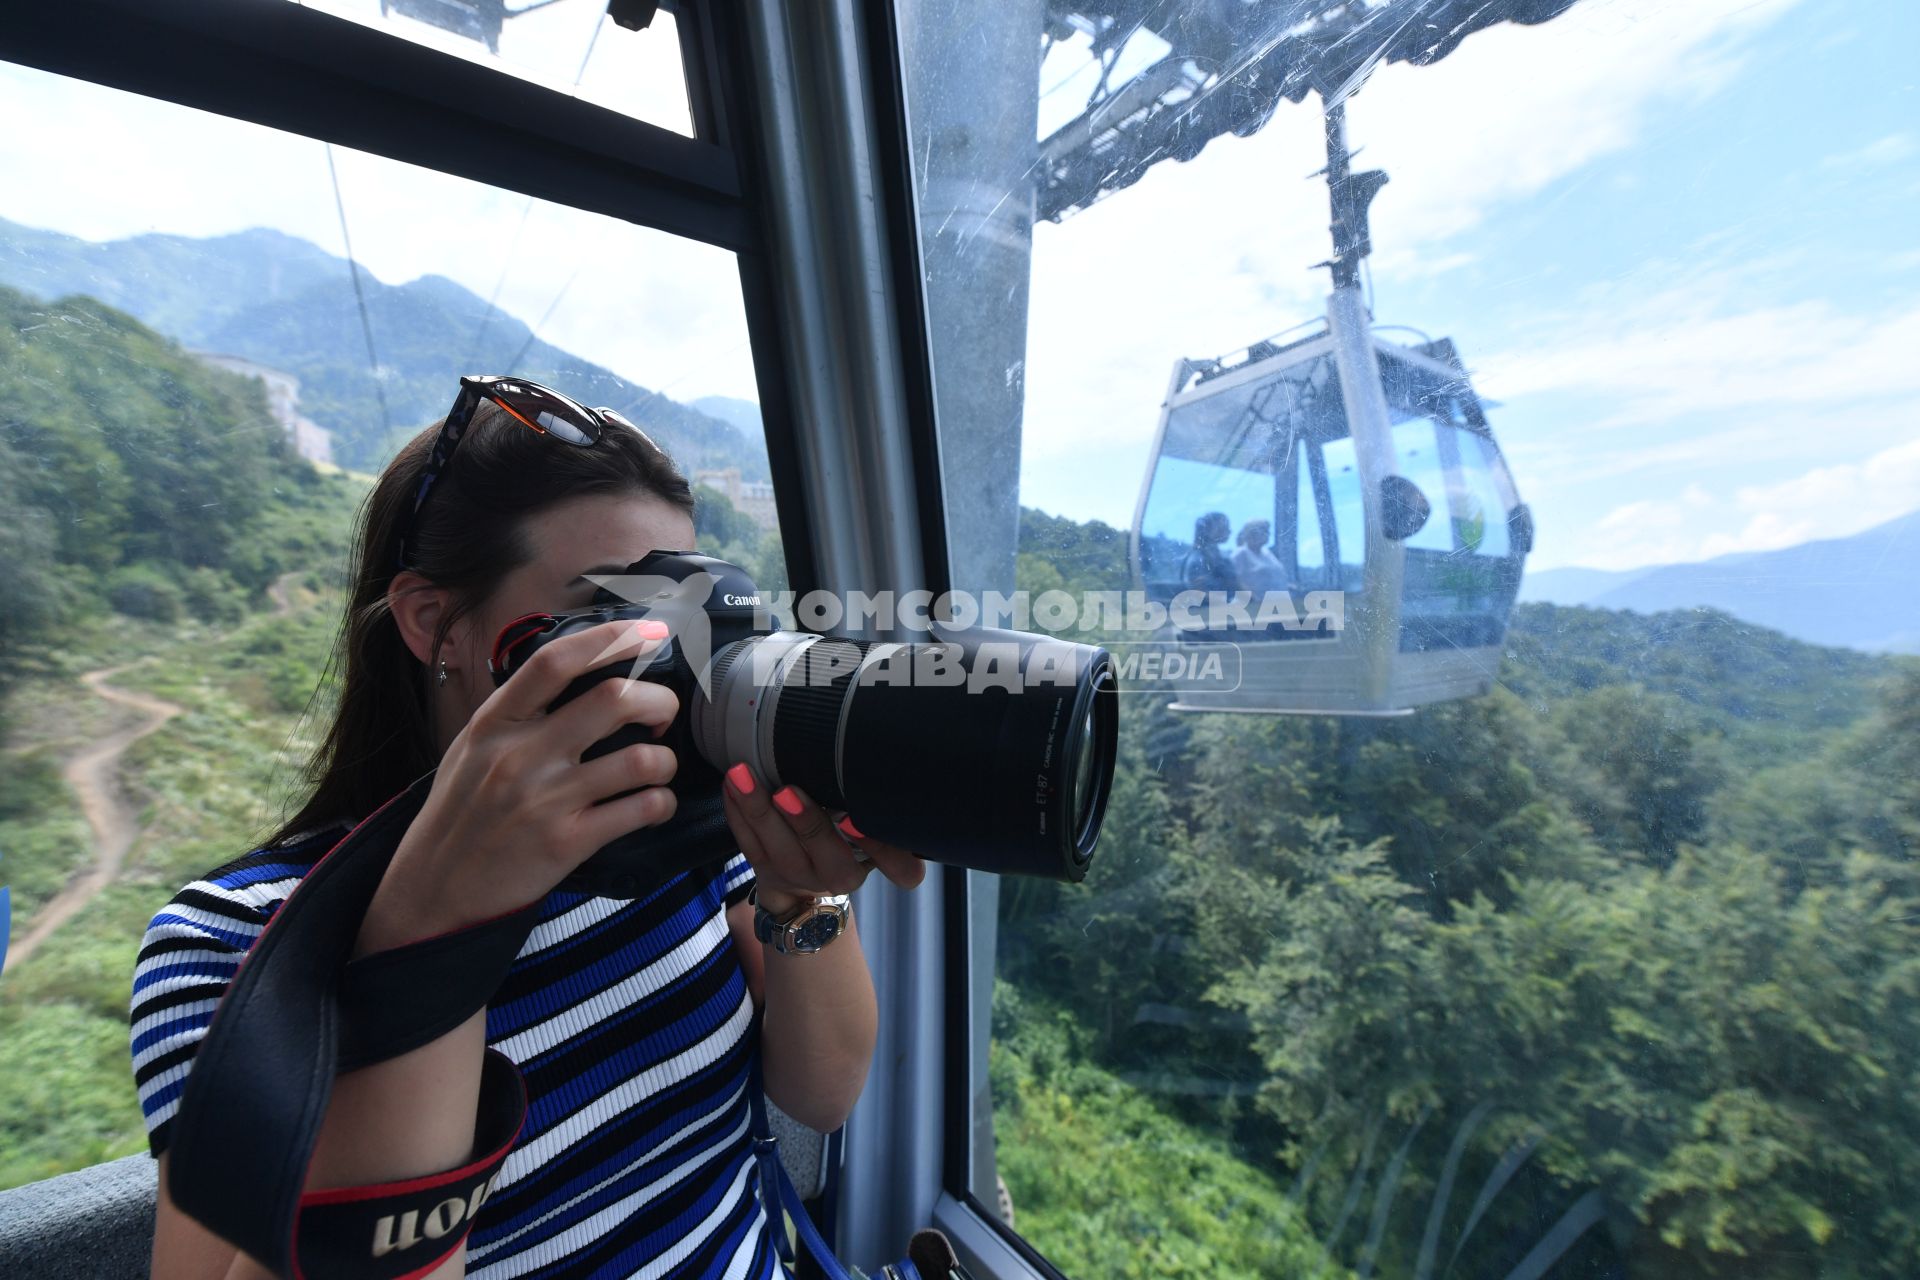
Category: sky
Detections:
[
  {"x1": 1014, "y1": 0, "x2": 1920, "y2": 571},
  {"x1": 1, "y1": 0, "x2": 1915, "y2": 572}
]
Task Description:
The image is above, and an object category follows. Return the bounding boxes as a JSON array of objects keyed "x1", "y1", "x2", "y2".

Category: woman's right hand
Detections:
[{"x1": 356, "y1": 618, "x2": 682, "y2": 954}]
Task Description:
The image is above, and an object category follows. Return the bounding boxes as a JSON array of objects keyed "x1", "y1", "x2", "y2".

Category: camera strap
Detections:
[
  {"x1": 166, "y1": 769, "x2": 542, "y2": 1278},
  {"x1": 745, "y1": 1016, "x2": 976, "y2": 1280}
]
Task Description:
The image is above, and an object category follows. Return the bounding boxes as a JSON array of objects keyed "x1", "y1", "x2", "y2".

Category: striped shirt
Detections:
[{"x1": 128, "y1": 822, "x2": 784, "y2": 1279}]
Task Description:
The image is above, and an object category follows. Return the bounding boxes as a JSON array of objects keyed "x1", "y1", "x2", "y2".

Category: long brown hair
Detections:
[{"x1": 268, "y1": 401, "x2": 694, "y2": 845}]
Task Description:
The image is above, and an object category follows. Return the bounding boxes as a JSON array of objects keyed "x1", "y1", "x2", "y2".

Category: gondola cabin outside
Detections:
[
  {"x1": 1131, "y1": 285, "x2": 1532, "y2": 715},
  {"x1": 381, "y1": 0, "x2": 509, "y2": 51},
  {"x1": 379, "y1": 0, "x2": 572, "y2": 53}
]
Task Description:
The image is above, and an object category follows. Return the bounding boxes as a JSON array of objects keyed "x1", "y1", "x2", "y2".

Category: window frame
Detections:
[
  {"x1": 0, "y1": 0, "x2": 1030, "y2": 1272},
  {"x1": 1, "y1": 0, "x2": 746, "y2": 247}
]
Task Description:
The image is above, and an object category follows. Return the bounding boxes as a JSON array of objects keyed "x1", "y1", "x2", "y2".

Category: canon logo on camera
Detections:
[{"x1": 723, "y1": 593, "x2": 761, "y2": 607}]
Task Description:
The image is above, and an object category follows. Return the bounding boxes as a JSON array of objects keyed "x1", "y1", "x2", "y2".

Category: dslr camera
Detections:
[{"x1": 489, "y1": 550, "x2": 1118, "y2": 897}]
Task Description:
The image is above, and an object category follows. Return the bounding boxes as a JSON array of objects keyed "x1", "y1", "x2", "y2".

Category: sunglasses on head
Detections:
[{"x1": 395, "y1": 375, "x2": 649, "y2": 571}]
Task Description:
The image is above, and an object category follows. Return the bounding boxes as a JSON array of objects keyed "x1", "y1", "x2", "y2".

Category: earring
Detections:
[{"x1": 437, "y1": 659, "x2": 449, "y2": 688}]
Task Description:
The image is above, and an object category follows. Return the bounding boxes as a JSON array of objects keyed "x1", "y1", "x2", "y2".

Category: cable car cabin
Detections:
[
  {"x1": 381, "y1": 0, "x2": 508, "y2": 51},
  {"x1": 1132, "y1": 290, "x2": 1532, "y2": 715},
  {"x1": 0, "y1": 2, "x2": 1684, "y2": 1278}
]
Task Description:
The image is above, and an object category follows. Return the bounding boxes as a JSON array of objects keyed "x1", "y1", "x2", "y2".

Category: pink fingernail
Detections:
[
  {"x1": 837, "y1": 816, "x2": 865, "y2": 840},
  {"x1": 773, "y1": 787, "x2": 804, "y2": 817},
  {"x1": 634, "y1": 620, "x2": 669, "y2": 640},
  {"x1": 727, "y1": 763, "x2": 755, "y2": 795}
]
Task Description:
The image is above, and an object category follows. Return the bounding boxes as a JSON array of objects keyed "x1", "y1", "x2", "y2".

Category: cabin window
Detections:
[
  {"x1": 1320, "y1": 436, "x2": 1368, "y2": 588},
  {"x1": 0, "y1": 56, "x2": 778, "y2": 1192},
  {"x1": 1294, "y1": 455, "x2": 1329, "y2": 582},
  {"x1": 1388, "y1": 418, "x2": 1457, "y2": 553},
  {"x1": 271, "y1": 0, "x2": 695, "y2": 135},
  {"x1": 896, "y1": 0, "x2": 1919, "y2": 1276}
]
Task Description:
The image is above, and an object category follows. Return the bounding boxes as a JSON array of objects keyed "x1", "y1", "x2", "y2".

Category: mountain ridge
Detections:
[
  {"x1": 0, "y1": 216, "x2": 770, "y2": 481},
  {"x1": 1521, "y1": 510, "x2": 1919, "y2": 653}
]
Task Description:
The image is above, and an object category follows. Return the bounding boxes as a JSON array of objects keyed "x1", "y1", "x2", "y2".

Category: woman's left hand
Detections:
[{"x1": 721, "y1": 763, "x2": 926, "y2": 914}]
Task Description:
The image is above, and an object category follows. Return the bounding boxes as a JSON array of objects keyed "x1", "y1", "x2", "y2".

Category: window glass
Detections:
[
  {"x1": 1388, "y1": 418, "x2": 1455, "y2": 552},
  {"x1": 1321, "y1": 436, "x2": 1367, "y2": 589},
  {"x1": 0, "y1": 61, "x2": 771, "y2": 1187},
  {"x1": 900, "y1": 0, "x2": 1920, "y2": 1277},
  {"x1": 1140, "y1": 349, "x2": 1353, "y2": 612},
  {"x1": 1137, "y1": 456, "x2": 1272, "y2": 601},
  {"x1": 1294, "y1": 455, "x2": 1327, "y2": 581},
  {"x1": 278, "y1": 0, "x2": 694, "y2": 136},
  {"x1": 1450, "y1": 432, "x2": 1513, "y2": 559}
]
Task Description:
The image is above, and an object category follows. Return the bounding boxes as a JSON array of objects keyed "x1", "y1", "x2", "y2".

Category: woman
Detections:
[
  {"x1": 1179, "y1": 510, "x2": 1237, "y2": 594},
  {"x1": 1231, "y1": 519, "x2": 1285, "y2": 593},
  {"x1": 130, "y1": 379, "x2": 925, "y2": 1279}
]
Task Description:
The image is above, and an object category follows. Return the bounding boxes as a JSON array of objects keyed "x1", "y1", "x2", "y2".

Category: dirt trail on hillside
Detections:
[
  {"x1": 8, "y1": 667, "x2": 187, "y2": 970},
  {"x1": 7, "y1": 575, "x2": 305, "y2": 970}
]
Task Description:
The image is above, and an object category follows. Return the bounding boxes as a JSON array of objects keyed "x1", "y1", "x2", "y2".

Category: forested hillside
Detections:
[
  {"x1": 0, "y1": 281, "x2": 781, "y2": 735},
  {"x1": 0, "y1": 286, "x2": 779, "y2": 1190},
  {"x1": 1000, "y1": 506, "x2": 1920, "y2": 1278},
  {"x1": 0, "y1": 285, "x2": 364, "y2": 719},
  {"x1": 3, "y1": 287, "x2": 1914, "y2": 1277}
]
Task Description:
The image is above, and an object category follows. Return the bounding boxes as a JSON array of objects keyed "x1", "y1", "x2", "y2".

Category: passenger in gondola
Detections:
[
  {"x1": 1180, "y1": 511, "x2": 1238, "y2": 595},
  {"x1": 1232, "y1": 519, "x2": 1287, "y2": 595}
]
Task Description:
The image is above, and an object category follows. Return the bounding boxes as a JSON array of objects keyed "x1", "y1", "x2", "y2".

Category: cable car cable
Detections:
[
  {"x1": 462, "y1": 197, "x2": 536, "y2": 371},
  {"x1": 502, "y1": 255, "x2": 588, "y2": 376},
  {"x1": 570, "y1": 5, "x2": 606, "y2": 85},
  {"x1": 461, "y1": 6, "x2": 608, "y2": 373},
  {"x1": 324, "y1": 143, "x2": 392, "y2": 442}
]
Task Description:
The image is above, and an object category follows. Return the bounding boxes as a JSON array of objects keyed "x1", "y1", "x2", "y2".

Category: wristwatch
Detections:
[{"x1": 750, "y1": 887, "x2": 853, "y2": 956}]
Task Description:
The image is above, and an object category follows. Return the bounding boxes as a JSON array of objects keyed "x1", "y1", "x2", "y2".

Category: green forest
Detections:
[
  {"x1": 994, "y1": 513, "x2": 1919, "y2": 1278},
  {"x1": 2, "y1": 288, "x2": 1916, "y2": 1279}
]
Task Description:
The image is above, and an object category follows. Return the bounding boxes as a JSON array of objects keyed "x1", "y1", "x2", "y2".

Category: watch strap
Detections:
[
  {"x1": 749, "y1": 889, "x2": 850, "y2": 954},
  {"x1": 749, "y1": 886, "x2": 787, "y2": 947}
]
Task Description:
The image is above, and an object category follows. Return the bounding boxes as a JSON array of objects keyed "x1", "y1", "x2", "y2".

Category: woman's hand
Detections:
[
  {"x1": 720, "y1": 765, "x2": 926, "y2": 915},
  {"x1": 358, "y1": 618, "x2": 682, "y2": 953}
]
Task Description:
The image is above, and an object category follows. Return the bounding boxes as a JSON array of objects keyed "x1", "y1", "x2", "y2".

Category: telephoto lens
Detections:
[{"x1": 489, "y1": 552, "x2": 1119, "y2": 897}]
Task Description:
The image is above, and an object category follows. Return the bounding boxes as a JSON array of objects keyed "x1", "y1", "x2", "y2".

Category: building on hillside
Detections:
[
  {"x1": 191, "y1": 352, "x2": 336, "y2": 466},
  {"x1": 693, "y1": 467, "x2": 779, "y2": 531}
]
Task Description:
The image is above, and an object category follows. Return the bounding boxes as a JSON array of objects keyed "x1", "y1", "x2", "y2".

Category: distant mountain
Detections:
[
  {"x1": 1519, "y1": 564, "x2": 1651, "y2": 606},
  {"x1": 0, "y1": 219, "x2": 343, "y2": 341},
  {"x1": 689, "y1": 396, "x2": 763, "y2": 437},
  {"x1": 1519, "y1": 511, "x2": 1920, "y2": 653},
  {"x1": 0, "y1": 217, "x2": 769, "y2": 480}
]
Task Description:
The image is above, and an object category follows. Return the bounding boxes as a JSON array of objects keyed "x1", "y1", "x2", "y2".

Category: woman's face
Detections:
[{"x1": 438, "y1": 490, "x2": 698, "y2": 734}]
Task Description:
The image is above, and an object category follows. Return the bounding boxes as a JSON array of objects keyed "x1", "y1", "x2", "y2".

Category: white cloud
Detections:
[
  {"x1": 1822, "y1": 133, "x2": 1917, "y2": 170},
  {"x1": 1348, "y1": 0, "x2": 1804, "y2": 248},
  {"x1": 1700, "y1": 436, "x2": 1920, "y2": 558},
  {"x1": 0, "y1": 0, "x2": 1853, "y2": 505},
  {"x1": 1478, "y1": 296, "x2": 1920, "y2": 426},
  {"x1": 1018, "y1": 0, "x2": 1811, "y2": 514},
  {"x1": 1556, "y1": 438, "x2": 1920, "y2": 570}
]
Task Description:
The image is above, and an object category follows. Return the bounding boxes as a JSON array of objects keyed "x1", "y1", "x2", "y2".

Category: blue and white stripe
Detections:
[{"x1": 129, "y1": 824, "x2": 777, "y2": 1279}]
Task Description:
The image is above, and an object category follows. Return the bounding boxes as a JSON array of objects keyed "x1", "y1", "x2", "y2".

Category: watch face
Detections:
[{"x1": 792, "y1": 911, "x2": 845, "y2": 952}]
